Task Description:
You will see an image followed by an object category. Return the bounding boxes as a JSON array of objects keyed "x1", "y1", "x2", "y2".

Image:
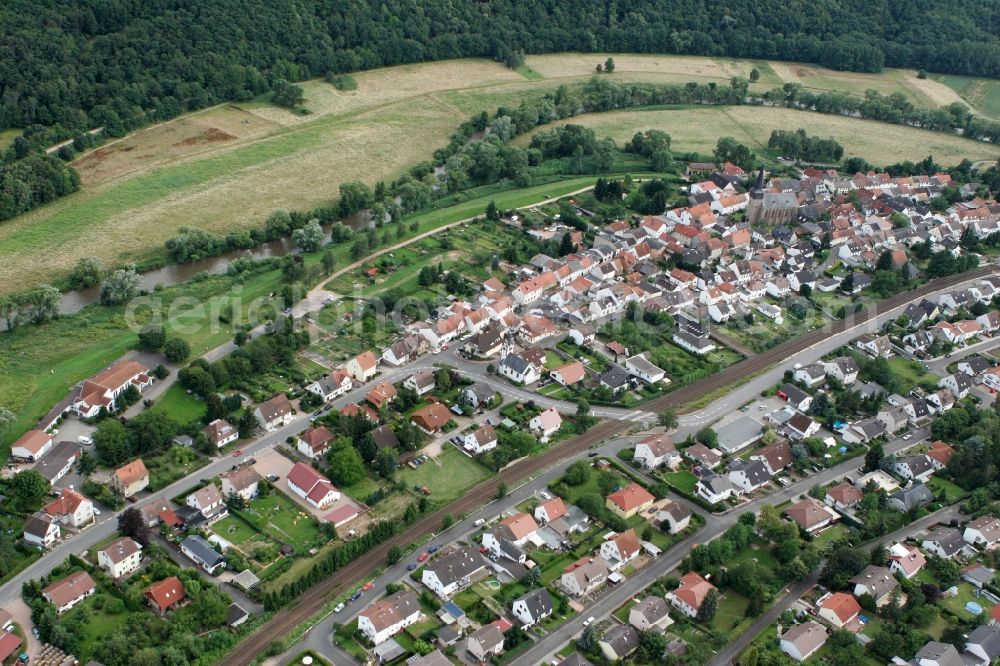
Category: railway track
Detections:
[{"x1": 220, "y1": 266, "x2": 994, "y2": 666}]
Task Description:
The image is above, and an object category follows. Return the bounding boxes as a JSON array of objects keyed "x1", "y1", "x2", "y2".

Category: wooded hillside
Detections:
[{"x1": 2, "y1": 0, "x2": 1000, "y2": 138}]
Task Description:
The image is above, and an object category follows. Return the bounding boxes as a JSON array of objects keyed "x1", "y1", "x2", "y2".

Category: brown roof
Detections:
[
  {"x1": 12, "y1": 429, "x2": 51, "y2": 456},
  {"x1": 826, "y1": 482, "x2": 863, "y2": 507},
  {"x1": 298, "y1": 426, "x2": 334, "y2": 452},
  {"x1": 360, "y1": 589, "x2": 420, "y2": 632},
  {"x1": 43, "y1": 571, "x2": 96, "y2": 608},
  {"x1": 499, "y1": 512, "x2": 538, "y2": 541},
  {"x1": 821, "y1": 592, "x2": 860, "y2": 623},
  {"x1": 411, "y1": 403, "x2": 451, "y2": 431},
  {"x1": 609, "y1": 529, "x2": 641, "y2": 560},
  {"x1": 44, "y1": 488, "x2": 88, "y2": 518},
  {"x1": 114, "y1": 459, "x2": 148, "y2": 486},
  {"x1": 354, "y1": 351, "x2": 378, "y2": 371},
  {"x1": 220, "y1": 465, "x2": 261, "y2": 492},
  {"x1": 202, "y1": 419, "x2": 236, "y2": 444},
  {"x1": 754, "y1": 442, "x2": 792, "y2": 472},
  {"x1": 638, "y1": 434, "x2": 675, "y2": 457},
  {"x1": 673, "y1": 572, "x2": 715, "y2": 611},
  {"x1": 607, "y1": 483, "x2": 655, "y2": 512},
  {"x1": 146, "y1": 576, "x2": 185, "y2": 610},
  {"x1": 257, "y1": 394, "x2": 292, "y2": 421},
  {"x1": 100, "y1": 536, "x2": 141, "y2": 564},
  {"x1": 538, "y1": 497, "x2": 567, "y2": 521},
  {"x1": 927, "y1": 440, "x2": 955, "y2": 466},
  {"x1": 552, "y1": 362, "x2": 586, "y2": 385},
  {"x1": 85, "y1": 360, "x2": 149, "y2": 393},
  {"x1": 190, "y1": 483, "x2": 222, "y2": 508},
  {"x1": 784, "y1": 498, "x2": 838, "y2": 530}
]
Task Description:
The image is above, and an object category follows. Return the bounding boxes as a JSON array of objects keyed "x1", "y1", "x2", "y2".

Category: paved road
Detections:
[
  {"x1": 709, "y1": 504, "x2": 962, "y2": 666},
  {"x1": 926, "y1": 336, "x2": 1000, "y2": 376}
]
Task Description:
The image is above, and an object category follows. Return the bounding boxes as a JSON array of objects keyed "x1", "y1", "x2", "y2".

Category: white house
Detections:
[
  {"x1": 696, "y1": 473, "x2": 736, "y2": 504},
  {"x1": 97, "y1": 537, "x2": 143, "y2": 579},
  {"x1": 71, "y1": 360, "x2": 152, "y2": 417},
  {"x1": 220, "y1": 465, "x2": 261, "y2": 502},
  {"x1": 887, "y1": 542, "x2": 926, "y2": 579},
  {"x1": 729, "y1": 459, "x2": 772, "y2": 494},
  {"x1": 625, "y1": 353, "x2": 667, "y2": 384},
  {"x1": 498, "y1": 353, "x2": 539, "y2": 385},
  {"x1": 43, "y1": 488, "x2": 94, "y2": 528},
  {"x1": 633, "y1": 434, "x2": 681, "y2": 470},
  {"x1": 202, "y1": 419, "x2": 239, "y2": 448},
  {"x1": 421, "y1": 547, "x2": 486, "y2": 599},
  {"x1": 404, "y1": 369, "x2": 436, "y2": 396},
  {"x1": 23, "y1": 513, "x2": 60, "y2": 548},
  {"x1": 779, "y1": 622, "x2": 828, "y2": 662},
  {"x1": 529, "y1": 407, "x2": 563, "y2": 438},
  {"x1": 254, "y1": 394, "x2": 293, "y2": 431},
  {"x1": 824, "y1": 357, "x2": 859, "y2": 386},
  {"x1": 560, "y1": 555, "x2": 611, "y2": 597},
  {"x1": 964, "y1": 516, "x2": 1000, "y2": 549},
  {"x1": 461, "y1": 425, "x2": 498, "y2": 454},
  {"x1": 345, "y1": 351, "x2": 379, "y2": 383},
  {"x1": 42, "y1": 571, "x2": 96, "y2": 613},
  {"x1": 534, "y1": 497, "x2": 567, "y2": 525},
  {"x1": 668, "y1": 572, "x2": 716, "y2": 618},
  {"x1": 357, "y1": 589, "x2": 421, "y2": 645},
  {"x1": 599, "y1": 529, "x2": 641, "y2": 570},
  {"x1": 305, "y1": 369, "x2": 353, "y2": 402},
  {"x1": 511, "y1": 588, "x2": 553, "y2": 628},
  {"x1": 894, "y1": 455, "x2": 935, "y2": 484}
]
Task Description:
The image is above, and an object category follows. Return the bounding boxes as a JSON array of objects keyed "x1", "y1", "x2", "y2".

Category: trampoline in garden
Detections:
[{"x1": 967, "y1": 601, "x2": 984, "y2": 615}]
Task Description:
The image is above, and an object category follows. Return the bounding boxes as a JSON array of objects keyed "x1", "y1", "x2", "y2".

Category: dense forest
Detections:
[{"x1": 3, "y1": 0, "x2": 1000, "y2": 140}]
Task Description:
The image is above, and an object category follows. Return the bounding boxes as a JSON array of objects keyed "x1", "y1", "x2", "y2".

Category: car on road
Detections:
[
  {"x1": 78, "y1": 435, "x2": 93, "y2": 445},
  {"x1": 406, "y1": 563, "x2": 417, "y2": 571},
  {"x1": 93, "y1": 508, "x2": 101, "y2": 516},
  {"x1": 473, "y1": 518, "x2": 485, "y2": 527},
  {"x1": 31, "y1": 626, "x2": 39, "y2": 639},
  {"x1": 417, "y1": 552, "x2": 429, "y2": 562},
  {"x1": 442, "y1": 344, "x2": 448, "y2": 350},
  {"x1": 428, "y1": 544, "x2": 441, "y2": 553},
  {"x1": 350, "y1": 591, "x2": 362, "y2": 602},
  {"x1": 233, "y1": 449, "x2": 243, "y2": 457},
  {"x1": 333, "y1": 602, "x2": 345, "y2": 613},
  {"x1": 583, "y1": 616, "x2": 595, "y2": 627},
  {"x1": 903, "y1": 434, "x2": 911, "y2": 440},
  {"x1": 362, "y1": 581, "x2": 374, "y2": 591},
  {"x1": 540, "y1": 491, "x2": 552, "y2": 501},
  {"x1": 267, "y1": 474, "x2": 279, "y2": 482},
  {"x1": 587, "y1": 451, "x2": 599, "y2": 457}
]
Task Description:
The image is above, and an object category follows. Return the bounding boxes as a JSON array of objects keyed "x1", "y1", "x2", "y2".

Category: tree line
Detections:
[
  {"x1": 4, "y1": 0, "x2": 1000, "y2": 144},
  {"x1": 767, "y1": 129, "x2": 844, "y2": 163}
]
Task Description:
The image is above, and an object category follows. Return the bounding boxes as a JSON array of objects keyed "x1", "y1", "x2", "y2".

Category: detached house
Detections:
[
  {"x1": 634, "y1": 434, "x2": 681, "y2": 470},
  {"x1": 254, "y1": 394, "x2": 294, "y2": 431},
  {"x1": 856, "y1": 334, "x2": 893, "y2": 358},
  {"x1": 606, "y1": 483, "x2": 655, "y2": 519},
  {"x1": 498, "y1": 353, "x2": 539, "y2": 385},
  {"x1": 404, "y1": 369, "x2": 436, "y2": 396},
  {"x1": 42, "y1": 571, "x2": 96, "y2": 613},
  {"x1": 345, "y1": 351, "x2": 379, "y2": 383},
  {"x1": 850, "y1": 565, "x2": 899, "y2": 607},
  {"x1": 964, "y1": 516, "x2": 1000, "y2": 550},
  {"x1": 461, "y1": 425, "x2": 498, "y2": 455},
  {"x1": 780, "y1": 622, "x2": 828, "y2": 662},
  {"x1": 110, "y1": 458, "x2": 149, "y2": 498},
  {"x1": 888, "y1": 542, "x2": 926, "y2": 579},
  {"x1": 203, "y1": 419, "x2": 238, "y2": 448},
  {"x1": 895, "y1": 455, "x2": 935, "y2": 483},
  {"x1": 305, "y1": 369, "x2": 353, "y2": 402},
  {"x1": 410, "y1": 403, "x2": 452, "y2": 434},
  {"x1": 220, "y1": 465, "x2": 261, "y2": 501},
  {"x1": 146, "y1": 576, "x2": 185, "y2": 615},
  {"x1": 180, "y1": 535, "x2": 226, "y2": 574},
  {"x1": 825, "y1": 357, "x2": 860, "y2": 385},
  {"x1": 529, "y1": 407, "x2": 563, "y2": 439},
  {"x1": 625, "y1": 353, "x2": 667, "y2": 384},
  {"x1": 11, "y1": 429, "x2": 53, "y2": 462},
  {"x1": 358, "y1": 589, "x2": 421, "y2": 645},
  {"x1": 560, "y1": 555, "x2": 611, "y2": 597},
  {"x1": 599, "y1": 529, "x2": 641, "y2": 570},
  {"x1": 43, "y1": 488, "x2": 94, "y2": 528},
  {"x1": 185, "y1": 483, "x2": 227, "y2": 524},
  {"x1": 422, "y1": 547, "x2": 486, "y2": 599},
  {"x1": 922, "y1": 527, "x2": 966, "y2": 559},
  {"x1": 819, "y1": 592, "x2": 860, "y2": 628},
  {"x1": 629, "y1": 597, "x2": 672, "y2": 632},
  {"x1": 296, "y1": 426, "x2": 334, "y2": 460},
  {"x1": 784, "y1": 498, "x2": 839, "y2": 533},
  {"x1": 669, "y1": 572, "x2": 716, "y2": 618},
  {"x1": 534, "y1": 497, "x2": 567, "y2": 525},
  {"x1": 551, "y1": 362, "x2": 586, "y2": 387},
  {"x1": 97, "y1": 536, "x2": 142, "y2": 579},
  {"x1": 23, "y1": 512, "x2": 60, "y2": 548},
  {"x1": 512, "y1": 588, "x2": 553, "y2": 628}
]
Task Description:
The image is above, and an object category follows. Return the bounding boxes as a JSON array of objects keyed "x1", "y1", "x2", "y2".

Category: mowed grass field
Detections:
[
  {"x1": 513, "y1": 106, "x2": 1000, "y2": 166},
  {"x1": 3, "y1": 53, "x2": 1000, "y2": 294}
]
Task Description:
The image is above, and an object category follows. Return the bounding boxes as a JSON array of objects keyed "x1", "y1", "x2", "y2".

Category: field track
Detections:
[{"x1": 219, "y1": 266, "x2": 994, "y2": 665}]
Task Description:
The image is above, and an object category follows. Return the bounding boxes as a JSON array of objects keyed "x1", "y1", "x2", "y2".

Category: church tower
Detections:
[{"x1": 746, "y1": 165, "x2": 765, "y2": 225}]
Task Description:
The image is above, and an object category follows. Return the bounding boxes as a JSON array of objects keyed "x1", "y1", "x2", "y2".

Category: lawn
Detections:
[
  {"x1": 887, "y1": 357, "x2": 940, "y2": 392},
  {"x1": 144, "y1": 446, "x2": 210, "y2": 491},
  {"x1": 150, "y1": 384, "x2": 206, "y2": 424},
  {"x1": 63, "y1": 592, "x2": 132, "y2": 661},
  {"x1": 927, "y1": 476, "x2": 969, "y2": 504},
  {"x1": 212, "y1": 515, "x2": 260, "y2": 546},
  {"x1": 664, "y1": 470, "x2": 699, "y2": 494},
  {"x1": 730, "y1": 540, "x2": 779, "y2": 570},
  {"x1": 252, "y1": 492, "x2": 323, "y2": 549},
  {"x1": 713, "y1": 591, "x2": 751, "y2": 633},
  {"x1": 939, "y1": 581, "x2": 995, "y2": 619},
  {"x1": 812, "y1": 523, "x2": 849, "y2": 550},
  {"x1": 932, "y1": 74, "x2": 1000, "y2": 119},
  {"x1": 397, "y1": 446, "x2": 492, "y2": 506}
]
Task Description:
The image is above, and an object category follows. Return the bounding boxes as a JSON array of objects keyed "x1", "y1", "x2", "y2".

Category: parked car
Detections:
[
  {"x1": 428, "y1": 544, "x2": 441, "y2": 553},
  {"x1": 78, "y1": 435, "x2": 93, "y2": 445},
  {"x1": 267, "y1": 474, "x2": 279, "y2": 482},
  {"x1": 583, "y1": 616, "x2": 595, "y2": 627},
  {"x1": 233, "y1": 449, "x2": 243, "y2": 457},
  {"x1": 333, "y1": 602, "x2": 345, "y2": 613},
  {"x1": 587, "y1": 451, "x2": 599, "y2": 457},
  {"x1": 406, "y1": 563, "x2": 417, "y2": 571},
  {"x1": 362, "y1": 581, "x2": 374, "y2": 591},
  {"x1": 417, "y1": 552, "x2": 429, "y2": 562},
  {"x1": 473, "y1": 518, "x2": 485, "y2": 527},
  {"x1": 540, "y1": 491, "x2": 552, "y2": 501},
  {"x1": 349, "y1": 591, "x2": 362, "y2": 602}
]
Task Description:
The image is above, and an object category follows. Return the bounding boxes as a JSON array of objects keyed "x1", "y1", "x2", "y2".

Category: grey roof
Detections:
[
  {"x1": 426, "y1": 547, "x2": 484, "y2": 586},
  {"x1": 34, "y1": 441, "x2": 82, "y2": 482},
  {"x1": 850, "y1": 565, "x2": 898, "y2": 600},
  {"x1": 924, "y1": 527, "x2": 965, "y2": 556},
  {"x1": 181, "y1": 535, "x2": 224, "y2": 568},
  {"x1": 24, "y1": 512, "x2": 56, "y2": 538},
  {"x1": 781, "y1": 621, "x2": 828, "y2": 657},
  {"x1": 959, "y1": 356, "x2": 993, "y2": 375},
  {"x1": 833, "y1": 356, "x2": 860, "y2": 375},
  {"x1": 513, "y1": 588, "x2": 552, "y2": 620},
  {"x1": 556, "y1": 654, "x2": 594, "y2": 666},
  {"x1": 369, "y1": 425, "x2": 399, "y2": 451},
  {"x1": 899, "y1": 455, "x2": 934, "y2": 477},
  {"x1": 698, "y1": 472, "x2": 734, "y2": 495},
  {"x1": 500, "y1": 353, "x2": 531, "y2": 376},
  {"x1": 599, "y1": 365, "x2": 631, "y2": 390},
  {"x1": 226, "y1": 603, "x2": 249, "y2": 626},
  {"x1": 600, "y1": 624, "x2": 641, "y2": 658},
  {"x1": 967, "y1": 624, "x2": 1000, "y2": 659},
  {"x1": 962, "y1": 564, "x2": 996, "y2": 586},
  {"x1": 464, "y1": 383, "x2": 497, "y2": 404},
  {"x1": 888, "y1": 484, "x2": 933, "y2": 511},
  {"x1": 409, "y1": 650, "x2": 453, "y2": 666},
  {"x1": 730, "y1": 459, "x2": 772, "y2": 487},
  {"x1": 915, "y1": 642, "x2": 965, "y2": 666},
  {"x1": 631, "y1": 596, "x2": 670, "y2": 624},
  {"x1": 780, "y1": 383, "x2": 811, "y2": 406},
  {"x1": 716, "y1": 415, "x2": 763, "y2": 453}
]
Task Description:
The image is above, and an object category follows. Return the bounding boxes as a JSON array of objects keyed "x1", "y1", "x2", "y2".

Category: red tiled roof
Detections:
[
  {"x1": 607, "y1": 483, "x2": 655, "y2": 512},
  {"x1": 146, "y1": 576, "x2": 185, "y2": 610}
]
